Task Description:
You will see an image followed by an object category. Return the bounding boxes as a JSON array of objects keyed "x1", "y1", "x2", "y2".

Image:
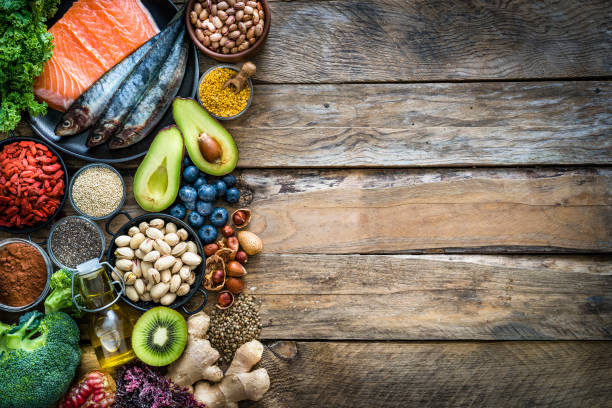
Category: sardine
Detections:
[
  {"x1": 109, "y1": 31, "x2": 188, "y2": 150},
  {"x1": 87, "y1": 16, "x2": 183, "y2": 147},
  {"x1": 54, "y1": 35, "x2": 158, "y2": 136}
]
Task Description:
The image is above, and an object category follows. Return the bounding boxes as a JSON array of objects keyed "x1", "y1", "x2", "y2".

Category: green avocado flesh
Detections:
[
  {"x1": 134, "y1": 126, "x2": 183, "y2": 212},
  {"x1": 172, "y1": 97, "x2": 238, "y2": 176}
]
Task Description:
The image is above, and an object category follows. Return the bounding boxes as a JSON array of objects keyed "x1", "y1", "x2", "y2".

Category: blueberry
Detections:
[
  {"x1": 225, "y1": 187, "x2": 240, "y2": 204},
  {"x1": 168, "y1": 203, "x2": 186, "y2": 219},
  {"x1": 221, "y1": 174, "x2": 236, "y2": 188},
  {"x1": 210, "y1": 207, "x2": 229, "y2": 227},
  {"x1": 196, "y1": 200, "x2": 214, "y2": 217},
  {"x1": 192, "y1": 176, "x2": 207, "y2": 189},
  {"x1": 188, "y1": 211, "x2": 205, "y2": 228},
  {"x1": 183, "y1": 165, "x2": 199, "y2": 183},
  {"x1": 179, "y1": 185, "x2": 197, "y2": 203},
  {"x1": 197, "y1": 184, "x2": 217, "y2": 202},
  {"x1": 198, "y1": 225, "x2": 217, "y2": 244},
  {"x1": 183, "y1": 200, "x2": 196, "y2": 211},
  {"x1": 213, "y1": 180, "x2": 227, "y2": 198},
  {"x1": 183, "y1": 156, "x2": 191, "y2": 167}
]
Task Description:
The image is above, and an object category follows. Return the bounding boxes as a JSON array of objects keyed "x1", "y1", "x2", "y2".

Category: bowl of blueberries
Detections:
[{"x1": 167, "y1": 157, "x2": 241, "y2": 245}]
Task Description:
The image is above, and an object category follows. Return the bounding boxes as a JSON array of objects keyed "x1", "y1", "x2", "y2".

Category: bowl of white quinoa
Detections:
[{"x1": 68, "y1": 163, "x2": 126, "y2": 220}]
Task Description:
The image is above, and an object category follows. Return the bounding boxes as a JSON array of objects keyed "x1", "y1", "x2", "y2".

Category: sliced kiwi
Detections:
[{"x1": 132, "y1": 307, "x2": 188, "y2": 366}]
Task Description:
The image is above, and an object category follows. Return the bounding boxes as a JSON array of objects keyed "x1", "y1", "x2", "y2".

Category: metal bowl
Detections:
[
  {"x1": 69, "y1": 163, "x2": 126, "y2": 221},
  {"x1": 0, "y1": 137, "x2": 69, "y2": 234},
  {"x1": 105, "y1": 211, "x2": 208, "y2": 314},
  {"x1": 47, "y1": 216, "x2": 106, "y2": 271},
  {"x1": 196, "y1": 64, "x2": 254, "y2": 120},
  {"x1": 0, "y1": 238, "x2": 53, "y2": 312}
]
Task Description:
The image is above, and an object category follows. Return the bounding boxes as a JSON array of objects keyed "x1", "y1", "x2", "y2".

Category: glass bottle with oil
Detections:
[{"x1": 73, "y1": 259, "x2": 135, "y2": 371}]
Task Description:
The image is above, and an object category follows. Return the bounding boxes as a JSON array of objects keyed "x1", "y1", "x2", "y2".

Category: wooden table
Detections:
[{"x1": 3, "y1": 0, "x2": 612, "y2": 406}]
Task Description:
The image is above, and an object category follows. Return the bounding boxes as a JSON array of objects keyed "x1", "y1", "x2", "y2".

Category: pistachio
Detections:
[
  {"x1": 131, "y1": 260, "x2": 142, "y2": 277},
  {"x1": 130, "y1": 232, "x2": 146, "y2": 249},
  {"x1": 139, "y1": 238, "x2": 154, "y2": 254},
  {"x1": 114, "y1": 235, "x2": 131, "y2": 247},
  {"x1": 141, "y1": 292, "x2": 152, "y2": 302},
  {"x1": 164, "y1": 232, "x2": 179, "y2": 247},
  {"x1": 124, "y1": 271, "x2": 137, "y2": 285},
  {"x1": 134, "y1": 279, "x2": 145, "y2": 295},
  {"x1": 149, "y1": 218, "x2": 165, "y2": 229},
  {"x1": 139, "y1": 221, "x2": 149, "y2": 233},
  {"x1": 187, "y1": 271, "x2": 196, "y2": 285},
  {"x1": 171, "y1": 241, "x2": 188, "y2": 257},
  {"x1": 154, "y1": 239, "x2": 172, "y2": 256},
  {"x1": 115, "y1": 246, "x2": 134, "y2": 260},
  {"x1": 160, "y1": 292, "x2": 177, "y2": 306},
  {"x1": 115, "y1": 259, "x2": 133, "y2": 271},
  {"x1": 176, "y1": 283, "x2": 190, "y2": 296},
  {"x1": 186, "y1": 241, "x2": 198, "y2": 254},
  {"x1": 179, "y1": 266, "x2": 191, "y2": 281},
  {"x1": 149, "y1": 268, "x2": 161, "y2": 284},
  {"x1": 125, "y1": 286, "x2": 139, "y2": 302},
  {"x1": 146, "y1": 227, "x2": 164, "y2": 240},
  {"x1": 151, "y1": 282, "x2": 170, "y2": 300},
  {"x1": 161, "y1": 269, "x2": 172, "y2": 283},
  {"x1": 128, "y1": 226, "x2": 140, "y2": 237},
  {"x1": 170, "y1": 274, "x2": 181, "y2": 293},
  {"x1": 155, "y1": 255, "x2": 177, "y2": 271},
  {"x1": 177, "y1": 228, "x2": 189, "y2": 241},
  {"x1": 237, "y1": 230, "x2": 262, "y2": 255},
  {"x1": 165, "y1": 222, "x2": 177, "y2": 234},
  {"x1": 141, "y1": 261, "x2": 153, "y2": 277},
  {"x1": 143, "y1": 250, "x2": 160, "y2": 263},
  {"x1": 134, "y1": 248, "x2": 145, "y2": 259},
  {"x1": 182, "y1": 251, "x2": 202, "y2": 266},
  {"x1": 172, "y1": 258, "x2": 183, "y2": 274}
]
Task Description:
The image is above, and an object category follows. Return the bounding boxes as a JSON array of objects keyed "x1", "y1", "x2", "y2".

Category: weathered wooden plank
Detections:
[
  {"x1": 194, "y1": 0, "x2": 612, "y2": 82},
  {"x1": 75, "y1": 341, "x2": 612, "y2": 408},
  {"x1": 240, "y1": 254, "x2": 612, "y2": 340},
  {"x1": 4, "y1": 168, "x2": 610, "y2": 253},
  {"x1": 14, "y1": 81, "x2": 611, "y2": 167}
]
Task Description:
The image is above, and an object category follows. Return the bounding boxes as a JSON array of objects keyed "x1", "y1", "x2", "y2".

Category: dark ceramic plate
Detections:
[{"x1": 28, "y1": 0, "x2": 198, "y2": 163}]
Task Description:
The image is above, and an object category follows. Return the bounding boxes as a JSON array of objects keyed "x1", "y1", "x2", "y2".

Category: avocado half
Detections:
[
  {"x1": 133, "y1": 125, "x2": 184, "y2": 212},
  {"x1": 172, "y1": 97, "x2": 238, "y2": 176}
]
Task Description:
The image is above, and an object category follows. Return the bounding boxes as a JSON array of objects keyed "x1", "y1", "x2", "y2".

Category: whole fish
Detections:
[
  {"x1": 109, "y1": 31, "x2": 188, "y2": 149},
  {"x1": 87, "y1": 16, "x2": 183, "y2": 147},
  {"x1": 54, "y1": 35, "x2": 158, "y2": 136}
]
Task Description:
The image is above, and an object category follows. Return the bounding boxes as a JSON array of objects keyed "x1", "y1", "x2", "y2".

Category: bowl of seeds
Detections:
[
  {"x1": 69, "y1": 163, "x2": 126, "y2": 220},
  {"x1": 197, "y1": 64, "x2": 254, "y2": 120},
  {"x1": 47, "y1": 216, "x2": 105, "y2": 270}
]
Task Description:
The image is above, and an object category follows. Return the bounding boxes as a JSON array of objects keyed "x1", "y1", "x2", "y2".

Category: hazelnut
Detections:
[
  {"x1": 233, "y1": 210, "x2": 247, "y2": 226},
  {"x1": 227, "y1": 260, "x2": 247, "y2": 277},
  {"x1": 235, "y1": 251, "x2": 248, "y2": 264},
  {"x1": 221, "y1": 225, "x2": 235, "y2": 237},
  {"x1": 204, "y1": 243, "x2": 219, "y2": 257},
  {"x1": 212, "y1": 269, "x2": 225, "y2": 284},
  {"x1": 226, "y1": 236, "x2": 239, "y2": 252},
  {"x1": 216, "y1": 291, "x2": 234, "y2": 309},
  {"x1": 225, "y1": 277, "x2": 244, "y2": 294}
]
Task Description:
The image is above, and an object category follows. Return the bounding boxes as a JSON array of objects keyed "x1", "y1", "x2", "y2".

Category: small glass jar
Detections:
[
  {"x1": 197, "y1": 64, "x2": 254, "y2": 120},
  {"x1": 47, "y1": 216, "x2": 106, "y2": 271},
  {"x1": 0, "y1": 238, "x2": 52, "y2": 312}
]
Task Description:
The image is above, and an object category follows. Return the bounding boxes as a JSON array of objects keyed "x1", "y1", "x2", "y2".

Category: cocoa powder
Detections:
[{"x1": 0, "y1": 242, "x2": 47, "y2": 307}]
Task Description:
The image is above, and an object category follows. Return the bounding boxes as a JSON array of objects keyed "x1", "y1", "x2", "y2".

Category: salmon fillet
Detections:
[{"x1": 34, "y1": 0, "x2": 159, "y2": 112}]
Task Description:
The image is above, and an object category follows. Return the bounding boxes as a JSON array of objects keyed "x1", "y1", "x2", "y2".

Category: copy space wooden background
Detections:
[{"x1": 5, "y1": 0, "x2": 612, "y2": 406}]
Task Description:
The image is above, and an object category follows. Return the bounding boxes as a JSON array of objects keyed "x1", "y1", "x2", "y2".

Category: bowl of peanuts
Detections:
[{"x1": 186, "y1": 0, "x2": 271, "y2": 63}]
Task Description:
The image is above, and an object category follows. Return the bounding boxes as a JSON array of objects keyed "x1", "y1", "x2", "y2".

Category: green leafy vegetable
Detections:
[
  {"x1": 44, "y1": 268, "x2": 85, "y2": 318},
  {"x1": 0, "y1": 311, "x2": 81, "y2": 408},
  {"x1": 0, "y1": 0, "x2": 60, "y2": 132}
]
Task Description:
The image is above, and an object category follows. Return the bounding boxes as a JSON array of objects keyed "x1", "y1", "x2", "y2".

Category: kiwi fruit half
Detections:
[{"x1": 132, "y1": 307, "x2": 188, "y2": 366}]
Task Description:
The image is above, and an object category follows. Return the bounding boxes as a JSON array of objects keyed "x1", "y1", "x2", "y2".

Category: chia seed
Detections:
[{"x1": 50, "y1": 217, "x2": 103, "y2": 268}]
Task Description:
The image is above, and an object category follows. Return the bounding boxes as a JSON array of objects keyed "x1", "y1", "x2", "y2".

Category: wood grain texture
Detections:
[
  {"x1": 74, "y1": 341, "x2": 612, "y2": 408},
  {"x1": 3, "y1": 168, "x2": 610, "y2": 254},
  {"x1": 194, "y1": 0, "x2": 612, "y2": 82},
  {"x1": 243, "y1": 254, "x2": 612, "y2": 340},
  {"x1": 13, "y1": 81, "x2": 611, "y2": 167}
]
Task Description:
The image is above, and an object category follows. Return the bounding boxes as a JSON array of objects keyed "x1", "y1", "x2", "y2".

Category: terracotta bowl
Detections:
[{"x1": 186, "y1": 0, "x2": 271, "y2": 63}]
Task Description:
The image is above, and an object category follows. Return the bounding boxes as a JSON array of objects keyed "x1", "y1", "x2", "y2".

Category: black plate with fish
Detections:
[{"x1": 28, "y1": 0, "x2": 199, "y2": 163}]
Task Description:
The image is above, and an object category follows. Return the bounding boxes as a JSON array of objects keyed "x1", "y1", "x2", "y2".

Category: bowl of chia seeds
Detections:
[
  {"x1": 47, "y1": 216, "x2": 105, "y2": 270},
  {"x1": 69, "y1": 163, "x2": 126, "y2": 220}
]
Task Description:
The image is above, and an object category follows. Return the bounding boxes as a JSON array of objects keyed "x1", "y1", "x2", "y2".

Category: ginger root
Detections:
[
  {"x1": 194, "y1": 340, "x2": 270, "y2": 408},
  {"x1": 167, "y1": 312, "x2": 224, "y2": 387},
  {"x1": 167, "y1": 312, "x2": 270, "y2": 408}
]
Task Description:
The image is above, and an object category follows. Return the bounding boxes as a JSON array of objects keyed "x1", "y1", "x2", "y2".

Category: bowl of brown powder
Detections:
[
  {"x1": 69, "y1": 163, "x2": 126, "y2": 220},
  {"x1": 0, "y1": 238, "x2": 52, "y2": 312}
]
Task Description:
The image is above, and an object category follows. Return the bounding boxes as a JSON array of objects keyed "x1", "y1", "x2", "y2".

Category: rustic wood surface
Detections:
[{"x1": 3, "y1": 0, "x2": 612, "y2": 406}]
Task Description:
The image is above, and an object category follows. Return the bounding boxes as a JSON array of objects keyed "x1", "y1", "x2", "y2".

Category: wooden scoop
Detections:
[{"x1": 222, "y1": 62, "x2": 256, "y2": 93}]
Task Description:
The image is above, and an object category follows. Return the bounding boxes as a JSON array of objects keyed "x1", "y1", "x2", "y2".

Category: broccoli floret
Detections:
[
  {"x1": 0, "y1": 311, "x2": 81, "y2": 408},
  {"x1": 44, "y1": 269, "x2": 84, "y2": 318}
]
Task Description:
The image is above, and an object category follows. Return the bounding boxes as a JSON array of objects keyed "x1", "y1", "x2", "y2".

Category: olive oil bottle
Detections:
[{"x1": 74, "y1": 259, "x2": 136, "y2": 370}]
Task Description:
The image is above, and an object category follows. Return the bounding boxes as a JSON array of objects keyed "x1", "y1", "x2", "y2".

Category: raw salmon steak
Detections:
[{"x1": 34, "y1": 0, "x2": 159, "y2": 112}]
